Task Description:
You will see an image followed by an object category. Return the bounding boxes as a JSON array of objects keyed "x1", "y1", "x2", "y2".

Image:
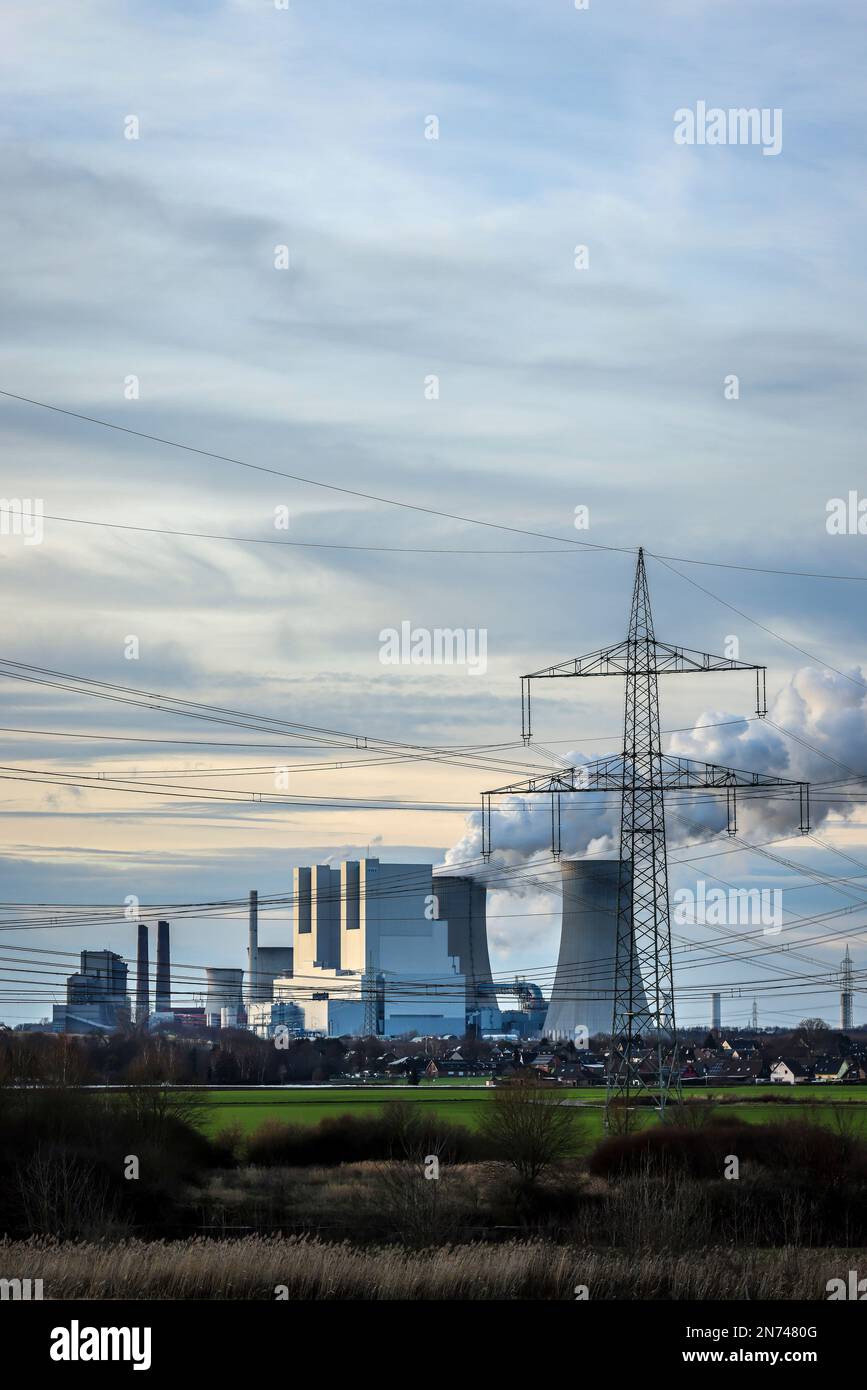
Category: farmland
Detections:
[{"x1": 195, "y1": 1082, "x2": 867, "y2": 1140}]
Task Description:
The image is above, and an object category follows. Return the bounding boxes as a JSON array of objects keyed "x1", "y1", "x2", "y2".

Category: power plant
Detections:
[
  {"x1": 42, "y1": 854, "x2": 854, "y2": 1045},
  {"x1": 279, "y1": 858, "x2": 469, "y2": 1038},
  {"x1": 52, "y1": 950, "x2": 131, "y2": 1033}
]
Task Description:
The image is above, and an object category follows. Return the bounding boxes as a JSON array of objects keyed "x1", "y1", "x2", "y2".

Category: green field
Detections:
[
  {"x1": 196, "y1": 1082, "x2": 867, "y2": 1141},
  {"x1": 199, "y1": 1086, "x2": 495, "y2": 1136}
]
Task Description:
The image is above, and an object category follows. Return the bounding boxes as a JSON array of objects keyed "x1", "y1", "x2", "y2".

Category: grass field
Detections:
[
  {"x1": 197, "y1": 1082, "x2": 867, "y2": 1140},
  {"x1": 8, "y1": 1234, "x2": 860, "y2": 1300}
]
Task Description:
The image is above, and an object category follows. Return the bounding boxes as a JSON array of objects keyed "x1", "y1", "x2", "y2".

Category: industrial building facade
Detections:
[
  {"x1": 52, "y1": 949, "x2": 131, "y2": 1032},
  {"x1": 270, "y1": 858, "x2": 495, "y2": 1038}
]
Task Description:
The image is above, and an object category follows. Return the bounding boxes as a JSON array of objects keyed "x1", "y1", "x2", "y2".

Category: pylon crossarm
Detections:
[
  {"x1": 651, "y1": 641, "x2": 765, "y2": 677},
  {"x1": 480, "y1": 757, "x2": 809, "y2": 857},
  {"x1": 522, "y1": 641, "x2": 632, "y2": 681},
  {"x1": 521, "y1": 641, "x2": 768, "y2": 738},
  {"x1": 657, "y1": 755, "x2": 805, "y2": 791},
  {"x1": 482, "y1": 753, "x2": 625, "y2": 797},
  {"x1": 482, "y1": 754, "x2": 805, "y2": 797},
  {"x1": 523, "y1": 639, "x2": 765, "y2": 681}
]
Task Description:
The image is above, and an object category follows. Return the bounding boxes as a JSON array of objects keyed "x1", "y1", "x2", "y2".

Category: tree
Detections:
[
  {"x1": 798, "y1": 1018, "x2": 831, "y2": 1050},
  {"x1": 480, "y1": 1076, "x2": 578, "y2": 1182}
]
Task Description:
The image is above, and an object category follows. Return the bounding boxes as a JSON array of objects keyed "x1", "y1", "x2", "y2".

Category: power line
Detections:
[
  {"x1": 654, "y1": 554, "x2": 867, "y2": 695},
  {"x1": 3, "y1": 388, "x2": 867, "y2": 582}
]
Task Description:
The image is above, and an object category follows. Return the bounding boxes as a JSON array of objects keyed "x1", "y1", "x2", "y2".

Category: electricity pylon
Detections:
[
  {"x1": 481, "y1": 548, "x2": 810, "y2": 1128},
  {"x1": 840, "y1": 945, "x2": 854, "y2": 1031}
]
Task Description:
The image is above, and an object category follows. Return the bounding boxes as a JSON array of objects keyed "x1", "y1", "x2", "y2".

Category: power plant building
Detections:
[
  {"x1": 277, "y1": 858, "x2": 488, "y2": 1037},
  {"x1": 248, "y1": 998, "x2": 305, "y2": 1039},
  {"x1": 544, "y1": 859, "x2": 648, "y2": 1043},
  {"x1": 52, "y1": 949, "x2": 131, "y2": 1033},
  {"x1": 246, "y1": 890, "x2": 295, "y2": 1004}
]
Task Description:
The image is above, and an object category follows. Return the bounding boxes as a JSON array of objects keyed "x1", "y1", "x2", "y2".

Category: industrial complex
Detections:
[{"x1": 34, "y1": 853, "x2": 859, "y2": 1046}]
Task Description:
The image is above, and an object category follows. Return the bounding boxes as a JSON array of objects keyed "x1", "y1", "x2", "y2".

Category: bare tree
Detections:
[
  {"x1": 122, "y1": 1053, "x2": 204, "y2": 1134},
  {"x1": 798, "y1": 1018, "x2": 830, "y2": 1050},
  {"x1": 480, "y1": 1077, "x2": 579, "y2": 1182},
  {"x1": 15, "y1": 1145, "x2": 123, "y2": 1238}
]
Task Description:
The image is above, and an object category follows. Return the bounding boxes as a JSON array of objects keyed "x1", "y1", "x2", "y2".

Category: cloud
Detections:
[{"x1": 444, "y1": 664, "x2": 867, "y2": 871}]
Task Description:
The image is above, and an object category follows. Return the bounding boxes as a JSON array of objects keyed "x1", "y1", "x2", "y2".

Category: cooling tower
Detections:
[
  {"x1": 435, "y1": 875, "x2": 495, "y2": 1016},
  {"x1": 155, "y1": 920, "x2": 171, "y2": 1012},
  {"x1": 544, "y1": 859, "x2": 648, "y2": 1043},
  {"x1": 204, "y1": 967, "x2": 244, "y2": 1028},
  {"x1": 135, "y1": 921, "x2": 149, "y2": 1024}
]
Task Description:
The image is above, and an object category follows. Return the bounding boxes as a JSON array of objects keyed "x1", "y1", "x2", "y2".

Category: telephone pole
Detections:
[{"x1": 482, "y1": 548, "x2": 809, "y2": 1128}]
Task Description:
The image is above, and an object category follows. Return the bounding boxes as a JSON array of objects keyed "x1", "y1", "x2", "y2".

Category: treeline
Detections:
[
  {"x1": 0, "y1": 1030, "x2": 507, "y2": 1087},
  {"x1": 0, "y1": 1030, "x2": 354, "y2": 1086}
]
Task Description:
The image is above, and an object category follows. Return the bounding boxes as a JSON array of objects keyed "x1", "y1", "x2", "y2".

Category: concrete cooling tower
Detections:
[
  {"x1": 435, "y1": 874, "x2": 496, "y2": 1015},
  {"x1": 204, "y1": 967, "x2": 243, "y2": 1028},
  {"x1": 544, "y1": 859, "x2": 648, "y2": 1042}
]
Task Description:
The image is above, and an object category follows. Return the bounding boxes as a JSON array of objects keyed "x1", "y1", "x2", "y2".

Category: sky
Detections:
[{"x1": 1, "y1": 0, "x2": 866, "y2": 1028}]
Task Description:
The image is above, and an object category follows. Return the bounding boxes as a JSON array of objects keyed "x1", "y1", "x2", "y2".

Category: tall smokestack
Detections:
[
  {"x1": 247, "y1": 889, "x2": 259, "y2": 1004},
  {"x1": 135, "y1": 922, "x2": 150, "y2": 1024},
  {"x1": 155, "y1": 920, "x2": 171, "y2": 1012}
]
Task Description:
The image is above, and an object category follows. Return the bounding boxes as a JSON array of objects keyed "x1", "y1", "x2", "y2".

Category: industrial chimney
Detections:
[
  {"x1": 135, "y1": 921, "x2": 150, "y2": 1024},
  {"x1": 155, "y1": 920, "x2": 171, "y2": 1012},
  {"x1": 247, "y1": 889, "x2": 259, "y2": 1005}
]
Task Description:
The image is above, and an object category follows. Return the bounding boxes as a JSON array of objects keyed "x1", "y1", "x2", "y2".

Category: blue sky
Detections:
[{"x1": 1, "y1": 0, "x2": 866, "y2": 1027}]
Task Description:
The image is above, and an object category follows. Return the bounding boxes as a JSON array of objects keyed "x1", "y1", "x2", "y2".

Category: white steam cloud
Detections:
[{"x1": 445, "y1": 665, "x2": 866, "y2": 875}]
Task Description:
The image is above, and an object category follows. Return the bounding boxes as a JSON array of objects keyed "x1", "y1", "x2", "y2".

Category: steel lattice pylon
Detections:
[
  {"x1": 481, "y1": 548, "x2": 811, "y2": 1129},
  {"x1": 608, "y1": 549, "x2": 677, "y2": 1120}
]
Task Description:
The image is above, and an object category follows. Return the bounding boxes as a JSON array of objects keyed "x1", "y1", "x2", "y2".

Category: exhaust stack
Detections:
[
  {"x1": 135, "y1": 922, "x2": 150, "y2": 1024},
  {"x1": 155, "y1": 919, "x2": 171, "y2": 1012},
  {"x1": 247, "y1": 889, "x2": 259, "y2": 1004}
]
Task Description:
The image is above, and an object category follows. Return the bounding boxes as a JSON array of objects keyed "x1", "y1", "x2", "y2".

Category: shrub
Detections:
[
  {"x1": 246, "y1": 1107, "x2": 479, "y2": 1167},
  {"x1": 589, "y1": 1118, "x2": 867, "y2": 1181}
]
